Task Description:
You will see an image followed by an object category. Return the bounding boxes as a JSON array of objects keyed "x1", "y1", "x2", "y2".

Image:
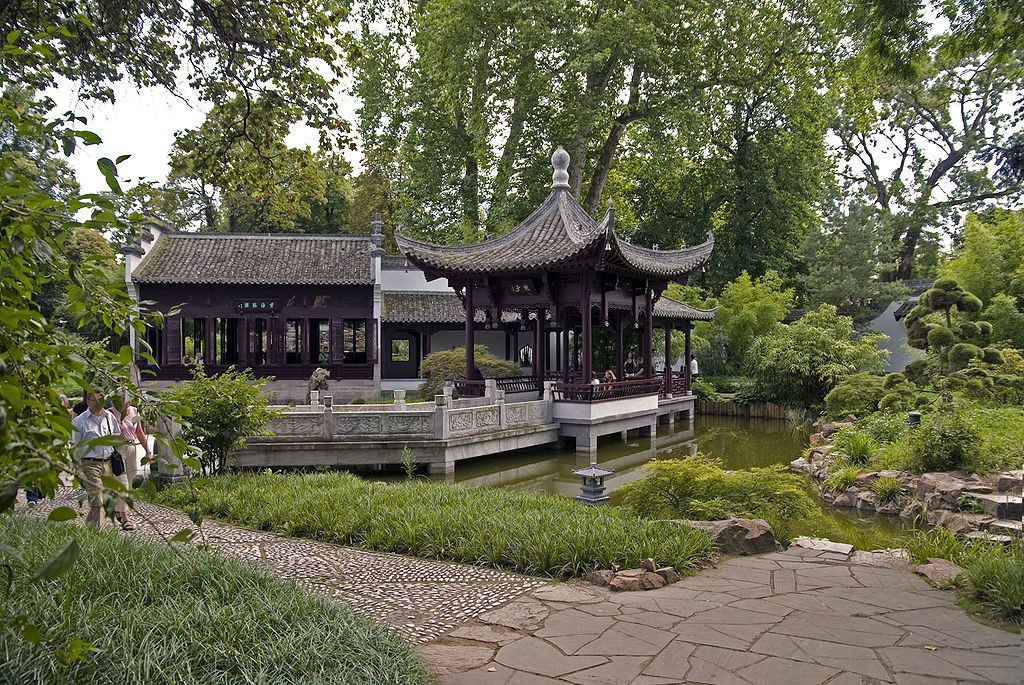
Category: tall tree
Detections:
[
  {"x1": 167, "y1": 95, "x2": 342, "y2": 233},
  {"x1": 833, "y1": 40, "x2": 1023, "y2": 279},
  {"x1": 352, "y1": 0, "x2": 841, "y2": 243}
]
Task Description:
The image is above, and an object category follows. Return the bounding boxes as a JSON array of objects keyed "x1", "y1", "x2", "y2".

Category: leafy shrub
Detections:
[
  {"x1": 870, "y1": 476, "x2": 903, "y2": 501},
  {"x1": 418, "y1": 345, "x2": 520, "y2": 398},
  {"x1": 748, "y1": 304, "x2": 888, "y2": 408},
  {"x1": 908, "y1": 402, "x2": 981, "y2": 472},
  {"x1": 702, "y1": 375, "x2": 748, "y2": 393},
  {"x1": 691, "y1": 378, "x2": 720, "y2": 401},
  {"x1": 832, "y1": 429, "x2": 876, "y2": 466},
  {"x1": 824, "y1": 373, "x2": 886, "y2": 418},
  {"x1": 151, "y1": 471, "x2": 714, "y2": 578},
  {"x1": 907, "y1": 528, "x2": 1023, "y2": 623},
  {"x1": 823, "y1": 466, "x2": 859, "y2": 492},
  {"x1": 620, "y1": 455, "x2": 820, "y2": 538},
  {"x1": 956, "y1": 494, "x2": 983, "y2": 513},
  {"x1": 859, "y1": 411, "x2": 908, "y2": 445},
  {"x1": 0, "y1": 517, "x2": 431, "y2": 684},
  {"x1": 162, "y1": 366, "x2": 281, "y2": 474}
]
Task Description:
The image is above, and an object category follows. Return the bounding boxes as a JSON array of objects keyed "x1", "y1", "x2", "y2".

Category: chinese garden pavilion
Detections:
[{"x1": 396, "y1": 147, "x2": 716, "y2": 400}]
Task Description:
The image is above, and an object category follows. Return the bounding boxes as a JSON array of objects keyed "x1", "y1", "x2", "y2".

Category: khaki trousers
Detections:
[
  {"x1": 80, "y1": 458, "x2": 125, "y2": 529},
  {"x1": 115, "y1": 443, "x2": 142, "y2": 491}
]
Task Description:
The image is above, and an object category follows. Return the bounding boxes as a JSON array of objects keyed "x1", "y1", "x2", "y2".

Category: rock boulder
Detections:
[
  {"x1": 685, "y1": 517, "x2": 782, "y2": 556},
  {"x1": 915, "y1": 558, "x2": 964, "y2": 585}
]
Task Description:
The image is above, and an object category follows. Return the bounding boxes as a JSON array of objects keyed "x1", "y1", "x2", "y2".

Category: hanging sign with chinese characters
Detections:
[{"x1": 235, "y1": 299, "x2": 279, "y2": 313}]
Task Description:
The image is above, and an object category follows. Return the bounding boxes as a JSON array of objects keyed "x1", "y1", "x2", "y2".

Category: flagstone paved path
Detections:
[
  {"x1": 23, "y1": 491, "x2": 1022, "y2": 683},
  {"x1": 425, "y1": 547, "x2": 1022, "y2": 685}
]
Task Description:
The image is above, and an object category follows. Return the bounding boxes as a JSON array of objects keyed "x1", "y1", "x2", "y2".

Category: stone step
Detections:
[
  {"x1": 985, "y1": 518, "x2": 1023, "y2": 535},
  {"x1": 965, "y1": 531, "x2": 1015, "y2": 545},
  {"x1": 971, "y1": 493, "x2": 1023, "y2": 519}
]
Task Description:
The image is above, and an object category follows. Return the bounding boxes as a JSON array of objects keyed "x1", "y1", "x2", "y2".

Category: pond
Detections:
[{"x1": 430, "y1": 414, "x2": 912, "y2": 550}]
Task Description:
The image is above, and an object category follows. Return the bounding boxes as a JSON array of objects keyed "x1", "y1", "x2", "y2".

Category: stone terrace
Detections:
[{"x1": 427, "y1": 547, "x2": 1022, "y2": 685}]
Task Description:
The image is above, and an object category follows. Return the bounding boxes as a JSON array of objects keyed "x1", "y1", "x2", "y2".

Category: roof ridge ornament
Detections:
[{"x1": 551, "y1": 146, "x2": 570, "y2": 189}]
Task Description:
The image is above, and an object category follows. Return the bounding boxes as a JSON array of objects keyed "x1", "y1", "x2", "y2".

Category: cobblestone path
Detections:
[
  {"x1": 25, "y1": 490, "x2": 545, "y2": 643},
  {"x1": 425, "y1": 546, "x2": 1022, "y2": 684}
]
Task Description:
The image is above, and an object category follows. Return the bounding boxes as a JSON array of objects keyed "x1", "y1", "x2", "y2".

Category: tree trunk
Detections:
[
  {"x1": 895, "y1": 223, "x2": 921, "y2": 280},
  {"x1": 492, "y1": 52, "x2": 537, "y2": 204},
  {"x1": 453, "y1": 109, "x2": 479, "y2": 228},
  {"x1": 583, "y1": 65, "x2": 643, "y2": 214}
]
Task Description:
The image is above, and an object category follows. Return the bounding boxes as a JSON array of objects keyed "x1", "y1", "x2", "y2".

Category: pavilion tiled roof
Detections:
[
  {"x1": 133, "y1": 233, "x2": 374, "y2": 285},
  {"x1": 396, "y1": 147, "x2": 714, "y2": 281},
  {"x1": 653, "y1": 296, "x2": 717, "y2": 322}
]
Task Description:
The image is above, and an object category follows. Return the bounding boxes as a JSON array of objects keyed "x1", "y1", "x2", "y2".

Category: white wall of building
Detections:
[{"x1": 380, "y1": 267, "x2": 453, "y2": 292}]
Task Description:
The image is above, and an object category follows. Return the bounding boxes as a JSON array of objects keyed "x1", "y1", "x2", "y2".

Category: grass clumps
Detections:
[
  {"x1": 907, "y1": 528, "x2": 1023, "y2": 627},
  {"x1": 870, "y1": 476, "x2": 903, "y2": 501},
  {"x1": 0, "y1": 517, "x2": 432, "y2": 685},
  {"x1": 151, "y1": 471, "x2": 713, "y2": 578},
  {"x1": 832, "y1": 429, "x2": 876, "y2": 466},
  {"x1": 620, "y1": 455, "x2": 820, "y2": 545},
  {"x1": 823, "y1": 466, "x2": 859, "y2": 492}
]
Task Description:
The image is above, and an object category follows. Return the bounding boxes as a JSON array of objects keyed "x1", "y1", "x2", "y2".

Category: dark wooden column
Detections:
[
  {"x1": 536, "y1": 308, "x2": 547, "y2": 382},
  {"x1": 561, "y1": 311, "x2": 570, "y2": 382},
  {"x1": 664, "y1": 323, "x2": 673, "y2": 395},
  {"x1": 615, "y1": 317, "x2": 624, "y2": 380},
  {"x1": 465, "y1": 283, "x2": 475, "y2": 378},
  {"x1": 581, "y1": 272, "x2": 593, "y2": 382},
  {"x1": 643, "y1": 284, "x2": 653, "y2": 378},
  {"x1": 684, "y1": 321, "x2": 692, "y2": 395}
]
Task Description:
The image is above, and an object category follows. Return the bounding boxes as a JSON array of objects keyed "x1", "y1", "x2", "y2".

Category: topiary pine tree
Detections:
[{"x1": 904, "y1": 278, "x2": 991, "y2": 372}]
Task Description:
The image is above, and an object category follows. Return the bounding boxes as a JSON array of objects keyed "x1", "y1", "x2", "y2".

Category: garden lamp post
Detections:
[{"x1": 572, "y1": 464, "x2": 613, "y2": 505}]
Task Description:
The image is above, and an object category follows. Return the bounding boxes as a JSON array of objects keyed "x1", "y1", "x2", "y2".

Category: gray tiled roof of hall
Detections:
[{"x1": 132, "y1": 233, "x2": 375, "y2": 285}]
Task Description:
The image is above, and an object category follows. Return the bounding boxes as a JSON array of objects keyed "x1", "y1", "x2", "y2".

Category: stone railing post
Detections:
[
  {"x1": 309, "y1": 390, "x2": 320, "y2": 408},
  {"x1": 435, "y1": 394, "x2": 449, "y2": 439},
  {"x1": 322, "y1": 405, "x2": 332, "y2": 440},
  {"x1": 485, "y1": 378, "x2": 498, "y2": 402},
  {"x1": 496, "y1": 389, "x2": 507, "y2": 429},
  {"x1": 394, "y1": 389, "x2": 406, "y2": 410}
]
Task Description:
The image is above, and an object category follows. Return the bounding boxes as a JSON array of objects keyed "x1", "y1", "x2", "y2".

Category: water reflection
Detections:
[
  {"x1": 426, "y1": 414, "x2": 910, "y2": 547},
  {"x1": 436, "y1": 414, "x2": 807, "y2": 496}
]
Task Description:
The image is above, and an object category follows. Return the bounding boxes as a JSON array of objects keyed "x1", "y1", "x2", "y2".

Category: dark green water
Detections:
[{"x1": 431, "y1": 414, "x2": 910, "y2": 549}]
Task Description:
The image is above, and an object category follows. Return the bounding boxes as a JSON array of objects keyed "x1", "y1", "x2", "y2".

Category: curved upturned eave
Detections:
[{"x1": 606, "y1": 230, "x2": 715, "y2": 280}]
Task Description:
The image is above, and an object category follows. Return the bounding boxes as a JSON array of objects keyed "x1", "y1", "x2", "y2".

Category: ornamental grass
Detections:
[
  {"x1": 150, "y1": 471, "x2": 714, "y2": 578},
  {"x1": 0, "y1": 516, "x2": 432, "y2": 685}
]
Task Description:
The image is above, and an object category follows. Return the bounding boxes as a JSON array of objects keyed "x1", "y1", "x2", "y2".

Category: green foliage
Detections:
[
  {"x1": 0, "y1": 517, "x2": 431, "y2": 684},
  {"x1": 418, "y1": 345, "x2": 520, "y2": 398},
  {"x1": 824, "y1": 372, "x2": 886, "y2": 418},
  {"x1": 150, "y1": 471, "x2": 714, "y2": 578},
  {"x1": 401, "y1": 446, "x2": 416, "y2": 480},
  {"x1": 942, "y1": 210, "x2": 1024, "y2": 307},
  {"x1": 162, "y1": 366, "x2": 280, "y2": 474},
  {"x1": 907, "y1": 402, "x2": 981, "y2": 473},
  {"x1": 983, "y1": 294, "x2": 1024, "y2": 348},
  {"x1": 956, "y1": 494, "x2": 983, "y2": 514},
  {"x1": 858, "y1": 412, "x2": 908, "y2": 445},
  {"x1": 715, "y1": 270, "x2": 794, "y2": 369},
  {"x1": 620, "y1": 455, "x2": 820, "y2": 537},
  {"x1": 870, "y1": 476, "x2": 903, "y2": 501},
  {"x1": 748, "y1": 304, "x2": 888, "y2": 407},
  {"x1": 690, "y1": 379, "x2": 720, "y2": 401},
  {"x1": 907, "y1": 528, "x2": 1023, "y2": 623},
  {"x1": 832, "y1": 430, "x2": 876, "y2": 466},
  {"x1": 824, "y1": 466, "x2": 860, "y2": 493},
  {"x1": 802, "y1": 202, "x2": 909, "y2": 321}
]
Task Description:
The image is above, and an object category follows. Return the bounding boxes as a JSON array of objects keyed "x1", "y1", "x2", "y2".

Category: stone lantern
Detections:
[{"x1": 572, "y1": 464, "x2": 613, "y2": 505}]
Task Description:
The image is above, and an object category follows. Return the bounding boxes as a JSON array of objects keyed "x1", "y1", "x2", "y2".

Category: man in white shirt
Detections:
[
  {"x1": 689, "y1": 356, "x2": 700, "y2": 379},
  {"x1": 72, "y1": 385, "x2": 129, "y2": 529}
]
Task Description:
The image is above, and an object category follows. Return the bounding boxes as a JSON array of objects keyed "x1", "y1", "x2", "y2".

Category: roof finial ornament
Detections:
[{"x1": 551, "y1": 146, "x2": 570, "y2": 189}]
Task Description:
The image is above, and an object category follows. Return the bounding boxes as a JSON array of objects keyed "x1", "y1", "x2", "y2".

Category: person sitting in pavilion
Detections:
[
  {"x1": 623, "y1": 352, "x2": 639, "y2": 378},
  {"x1": 603, "y1": 370, "x2": 617, "y2": 383}
]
